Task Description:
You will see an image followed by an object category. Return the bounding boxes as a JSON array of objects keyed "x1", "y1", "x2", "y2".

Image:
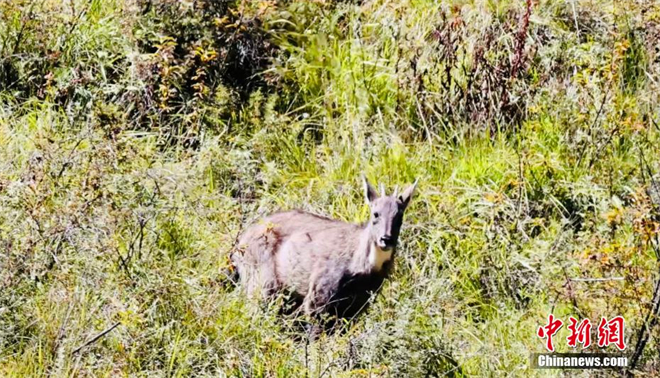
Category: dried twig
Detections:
[
  {"x1": 562, "y1": 266, "x2": 585, "y2": 318},
  {"x1": 568, "y1": 277, "x2": 624, "y2": 282},
  {"x1": 627, "y1": 150, "x2": 660, "y2": 374},
  {"x1": 72, "y1": 322, "x2": 120, "y2": 355},
  {"x1": 628, "y1": 273, "x2": 660, "y2": 375},
  {"x1": 510, "y1": 0, "x2": 532, "y2": 80},
  {"x1": 575, "y1": 87, "x2": 610, "y2": 170}
]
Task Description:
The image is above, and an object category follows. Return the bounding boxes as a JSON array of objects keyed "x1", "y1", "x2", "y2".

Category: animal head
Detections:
[{"x1": 363, "y1": 176, "x2": 418, "y2": 251}]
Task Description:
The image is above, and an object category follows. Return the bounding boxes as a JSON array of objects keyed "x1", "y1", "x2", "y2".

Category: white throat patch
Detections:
[{"x1": 369, "y1": 243, "x2": 392, "y2": 272}]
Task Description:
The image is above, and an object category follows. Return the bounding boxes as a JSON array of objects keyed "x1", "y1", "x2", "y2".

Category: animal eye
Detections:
[{"x1": 373, "y1": 212, "x2": 379, "y2": 218}]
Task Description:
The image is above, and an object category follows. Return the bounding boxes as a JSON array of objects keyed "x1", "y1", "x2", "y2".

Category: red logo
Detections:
[
  {"x1": 537, "y1": 314, "x2": 563, "y2": 352},
  {"x1": 538, "y1": 315, "x2": 626, "y2": 351},
  {"x1": 597, "y1": 316, "x2": 626, "y2": 350},
  {"x1": 566, "y1": 317, "x2": 592, "y2": 349}
]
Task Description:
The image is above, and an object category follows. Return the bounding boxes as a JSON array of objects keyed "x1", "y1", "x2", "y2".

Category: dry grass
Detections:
[{"x1": 1, "y1": 0, "x2": 660, "y2": 376}]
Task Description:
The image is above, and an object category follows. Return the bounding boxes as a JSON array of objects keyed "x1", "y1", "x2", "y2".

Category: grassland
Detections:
[{"x1": 1, "y1": 0, "x2": 660, "y2": 376}]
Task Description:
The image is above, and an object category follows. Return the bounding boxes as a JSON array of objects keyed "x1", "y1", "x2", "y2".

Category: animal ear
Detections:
[
  {"x1": 363, "y1": 176, "x2": 378, "y2": 204},
  {"x1": 398, "y1": 178, "x2": 418, "y2": 208}
]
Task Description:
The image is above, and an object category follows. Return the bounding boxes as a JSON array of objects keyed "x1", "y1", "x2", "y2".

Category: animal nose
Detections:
[{"x1": 380, "y1": 236, "x2": 393, "y2": 245}]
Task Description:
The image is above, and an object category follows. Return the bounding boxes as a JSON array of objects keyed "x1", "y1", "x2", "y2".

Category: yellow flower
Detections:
[
  {"x1": 213, "y1": 16, "x2": 230, "y2": 27},
  {"x1": 604, "y1": 207, "x2": 623, "y2": 226},
  {"x1": 484, "y1": 192, "x2": 503, "y2": 204}
]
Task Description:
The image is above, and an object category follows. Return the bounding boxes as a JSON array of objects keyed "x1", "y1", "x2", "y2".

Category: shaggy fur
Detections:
[{"x1": 231, "y1": 178, "x2": 417, "y2": 324}]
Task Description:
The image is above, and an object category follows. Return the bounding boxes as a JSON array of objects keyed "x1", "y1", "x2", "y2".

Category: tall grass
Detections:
[{"x1": 1, "y1": 0, "x2": 660, "y2": 376}]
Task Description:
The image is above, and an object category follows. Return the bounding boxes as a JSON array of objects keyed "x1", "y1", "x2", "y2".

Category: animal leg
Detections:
[
  {"x1": 303, "y1": 270, "x2": 336, "y2": 327},
  {"x1": 303, "y1": 276, "x2": 326, "y2": 337},
  {"x1": 303, "y1": 272, "x2": 319, "y2": 317}
]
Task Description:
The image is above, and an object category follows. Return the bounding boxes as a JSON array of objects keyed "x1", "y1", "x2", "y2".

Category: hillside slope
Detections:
[{"x1": 1, "y1": 0, "x2": 660, "y2": 376}]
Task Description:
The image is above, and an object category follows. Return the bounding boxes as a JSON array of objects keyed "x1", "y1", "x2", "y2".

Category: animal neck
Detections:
[{"x1": 350, "y1": 225, "x2": 393, "y2": 274}]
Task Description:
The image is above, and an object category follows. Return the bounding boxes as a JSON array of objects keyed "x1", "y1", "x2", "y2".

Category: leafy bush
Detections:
[
  {"x1": 131, "y1": 0, "x2": 279, "y2": 144},
  {"x1": 2, "y1": 0, "x2": 660, "y2": 377}
]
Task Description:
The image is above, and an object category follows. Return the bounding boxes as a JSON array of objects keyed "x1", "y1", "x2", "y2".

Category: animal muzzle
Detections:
[{"x1": 378, "y1": 236, "x2": 396, "y2": 250}]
